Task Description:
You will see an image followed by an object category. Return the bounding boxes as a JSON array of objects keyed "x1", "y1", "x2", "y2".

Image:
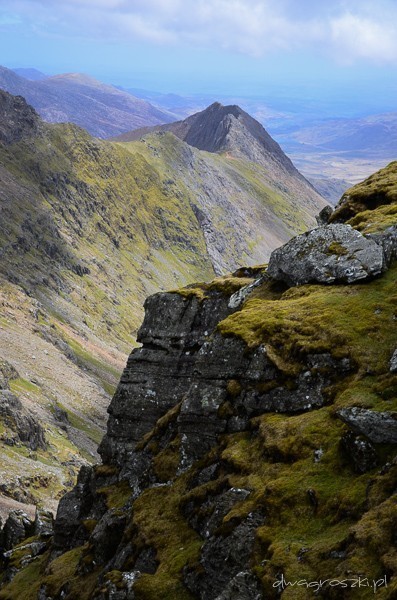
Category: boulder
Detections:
[
  {"x1": 267, "y1": 224, "x2": 384, "y2": 286},
  {"x1": 337, "y1": 408, "x2": 397, "y2": 444},
  {"x1": 316, "y1": 205, "x2": 333, "y2": 226}
]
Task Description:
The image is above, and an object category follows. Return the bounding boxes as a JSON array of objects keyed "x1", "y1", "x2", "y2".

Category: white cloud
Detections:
[
  {"x1": 330, "y1": 13, "x2": 397, "y2": 63},
  {"x1": 4, "y1": 0, "x2": 397, "y2": 64}
]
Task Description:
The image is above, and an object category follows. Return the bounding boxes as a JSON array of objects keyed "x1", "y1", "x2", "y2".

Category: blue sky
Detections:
[{"x1": 1, "y1": 0, "x2": 397, "y2": 114}]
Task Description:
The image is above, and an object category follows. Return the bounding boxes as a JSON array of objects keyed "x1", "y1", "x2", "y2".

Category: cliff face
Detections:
[
  {"x1": 1, "y1": 164, "x2": 397, "y2": 599},
  {"x1": 1, "y1": 89, "x2": 326, "y2": 513}
]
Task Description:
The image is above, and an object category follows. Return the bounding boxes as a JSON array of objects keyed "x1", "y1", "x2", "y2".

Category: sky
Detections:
[{"x1": 0, "y1": 0, "x2": 397, "y2": 115}]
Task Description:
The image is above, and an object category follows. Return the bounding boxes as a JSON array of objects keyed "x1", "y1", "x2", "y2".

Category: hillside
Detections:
[
  {"x1": 0, "y1": 66, "x2": 173, "y2": 138},
  {"x1": 308, "y1": 176, "x2": 352, "y2": 205},
  {"x1": 0, "y1": 90, "x2": 325, "y2": 514},
  {"x1": 118, "y1": 131, "x2": 325, "y2": 274},
  {"x1": 1, "y1": 162, "x2": 396, "y2": 599}
]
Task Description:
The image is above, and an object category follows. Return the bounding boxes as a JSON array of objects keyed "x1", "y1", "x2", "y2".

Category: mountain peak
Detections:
[
  {"x1": 169, "y1": 101, "x2": 301, "y2": 175},
  {"x1": 115, "y1": 101, "x2": 302, "y2": 177}
]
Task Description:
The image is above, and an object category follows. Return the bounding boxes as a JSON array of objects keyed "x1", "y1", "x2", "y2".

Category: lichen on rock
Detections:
[{"x1": 267, "y1": 223, "x2": 385, "y2": 286}]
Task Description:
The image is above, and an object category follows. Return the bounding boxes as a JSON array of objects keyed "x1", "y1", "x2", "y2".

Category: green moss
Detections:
[
  {"x1": 132, "y1": 478, "x2": 202, "y2": 600},
  {"x1": 82, "y1": 519, "x2": 98, "y2": 534},
  {"x1": 327, "y1": 240, "x2": 349, "y2": 256},
  {"x1": 218, "y1": 410, "x2": 384, "y2": 596},
  {"x1": 348, "y1": 202, "x2": 397, "y2": 234},
  {"x1": 226, "y1": 379, "x2": 242, "y2": 397},
  {"x1": 5, "y1": 537, "x2": 41, "y2": 570},
  {"x1": 152, "y1": 436, "x2": 181, "y2": 482},
  {"x1": 136, "y1": 402, "x2": 182, "y2": 451},
  {"x1": 42, "y1": 544, "x2": 99, "y2": 600},
  {"x1": 97, "y1": 480, "x2": 132, "y2": 510},
  {"x1": 217, "y1": 265, "x2": 397, "y2": 379},
  {"x1": 330, "y1": 160, "x2": 397, "y2": 225},
  {"x1": 0, "y1": 554, "x2": 46, "y2": 600},
  {"x1": 94, "y1": 464, "x2": 120, "y2": 477}
]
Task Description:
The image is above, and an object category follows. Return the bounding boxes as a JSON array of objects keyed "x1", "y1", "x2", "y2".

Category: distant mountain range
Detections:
[
  {"x1": 0, "y1": 66, "x2": 174, "y2": 138},
  {"x1": 308, "y1": 176, "x2": 353, "y2": 205},
  {"x1": 2, "y1": 65, "x2": 394, "y2": 194},
  {"x1": 278, "y1": 112, "x2": 397, "y2": 157},
  {"x1": 0, "y1": 90, "x2": 326, "y2": 512}
]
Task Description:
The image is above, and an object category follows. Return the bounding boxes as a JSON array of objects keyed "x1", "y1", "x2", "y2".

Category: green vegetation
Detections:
[
  {"x1": 348, "y1": 202, "x2": 397, "y2": 233},
  {"x1": 218, "y1": 264, "x2": 397, "y2": 377},
  {"x1": 41, "y1": 545, "x2": 99, "y2": 600},
  {"x1": 97, "y1": 481, "x2": 132, "y2": 511},
  {"x1": 331, "y1": 160, "x2": 397, "y2": 227},
  {"x1": 132, "y1": 479, "x2": 201, "y2": 600},
  {"x1": 9, "y1": 378, "x2": 40, "y2": 395},
  {"x1": 0, "y1": 554, "x2": 46, "y2": 600}
]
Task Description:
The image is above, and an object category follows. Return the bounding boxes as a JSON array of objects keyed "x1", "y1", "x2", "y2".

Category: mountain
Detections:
[
  {"x1": 0, "y1": 90, "x2": 326, "y2": 514},
  {"x1": 279, "y1": 112, "x2": 397, "y2": 157},
  {"x1": 119, "y1": 87, "x2": 205, "y2": 119},
  {"x1": 308, "y1": 176, "x2": 352, "y2": 205},
  {"x1": 116, "y1": 101, "x2": 301, "y2": 171},
  {"x1": 12, "y1": 68, "x2": 48, "y2": 81},
  {"x1": 1, "y1": 162, "x2": 396, "y2": 599},
  {"x1": 114, "y1": 102, "x2": 324, "y2": 225},
  {"x1": 0, "y1": 66, "x2": 173, "y2": 138}
]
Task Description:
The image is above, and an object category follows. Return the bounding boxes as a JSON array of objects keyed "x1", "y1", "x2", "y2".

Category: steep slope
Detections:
[
  {"x1": 1, "y1": 164, "x2": 396, "y2": 598},
  {"x1": 0, "y1": 66, "x2": 173, "y2": 138},
  {"x1": 116, "y1": 103, "x2": 325, "y2": 272},
  {"x1": 0, "y1": 91, "x2": 213, "y2": 513},
  {"x1": 118, "y1": 131, "x2": 325, "y2": 274},
  {"x1": 0, "y1": 90, "x2": 324, "y2": 514}
]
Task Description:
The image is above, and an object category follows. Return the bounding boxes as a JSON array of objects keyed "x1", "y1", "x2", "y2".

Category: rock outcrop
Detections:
[
  {"x1": 0, "y1": 391, "x2": 46, "y2": 451},
  {"x1": 267, "y1": 223, "x2": 385, "y2": 286},
  {"x1": 0, "y1": 360, "x2": 46, "y2": 451},
  {"x1": 0, "y1": 89, "x2": 41, "y2": 144},
  {"x1": 337, "y1": 407, "x2": 397, "y2": 444}
]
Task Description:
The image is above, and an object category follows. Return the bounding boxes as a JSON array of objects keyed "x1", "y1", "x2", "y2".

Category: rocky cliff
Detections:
[
  {"x1": 0, "y1": 88, "x2": 327, "y2": 513},
  {"x1": 0, "y1": 162, "x2": 396, "y2": 599}
]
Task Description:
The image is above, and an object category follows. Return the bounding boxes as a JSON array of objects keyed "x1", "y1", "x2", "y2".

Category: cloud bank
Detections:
[{"x1": 3, "y1": 0, "x2": 397, "y2": 64}]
